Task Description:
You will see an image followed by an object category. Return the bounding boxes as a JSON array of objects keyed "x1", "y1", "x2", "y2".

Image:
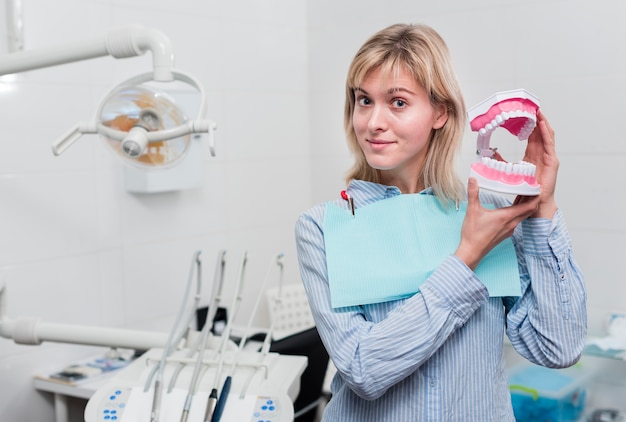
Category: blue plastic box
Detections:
[{"x1": 508, "y1": 363, "x2": 588, "y2": 422}]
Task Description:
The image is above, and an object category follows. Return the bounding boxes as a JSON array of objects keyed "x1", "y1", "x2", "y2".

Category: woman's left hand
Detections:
[{"x1": 515, "y1": 109, "x2": 559, "y2": 219}]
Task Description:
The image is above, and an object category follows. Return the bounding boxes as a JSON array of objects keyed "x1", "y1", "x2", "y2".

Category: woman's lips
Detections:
[{"x1": 367, "y1": 139, "x2": 394, "y2": 150}]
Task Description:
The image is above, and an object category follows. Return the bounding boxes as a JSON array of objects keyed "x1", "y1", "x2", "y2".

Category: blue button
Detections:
[
  {"x1": 109, "y1": 396, "x2": 116, "y2": 400},
  {"x1": 269, "y1": 406, "x2": 275, "y2": 411},
  {"x1": 119, "y1": 403, "x2": 125, "y2": 408},
  {"x1": 267, "y1": 400, "x2": 273, "y2": 404},
  {"x1": 104, "y1": 417, "x2": 110, "y2": 420},
  {"x1": 261, "y1": 405, "x2": 268, "y2": 410},
  {"x1": 110, "y1": 410, "x2": 117, "y2": 414},
  {"x1": 103, "y1": 410, "x2": 110, "y2": 414},
  {"x1": 115, "y1": 390, "x2": 122, "y2": 395}
]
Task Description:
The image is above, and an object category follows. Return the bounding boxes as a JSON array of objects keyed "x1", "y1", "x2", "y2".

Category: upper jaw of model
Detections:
[{"x1": 468, "y1": 89, "x2": 541, "y2": 196}]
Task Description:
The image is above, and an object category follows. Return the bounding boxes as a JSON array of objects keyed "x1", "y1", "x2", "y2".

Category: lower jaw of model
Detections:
[{"x1": 468, "y1": 89, "x2": 541, "y2": 196}]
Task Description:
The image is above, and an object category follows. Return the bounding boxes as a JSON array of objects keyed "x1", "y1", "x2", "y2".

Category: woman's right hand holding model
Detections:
[
  {"x1": 454, "y1": 178, "x2": 538, "y2": 271},
  {"x1": 455, "y1": 110, "x2": 559, "y2": 271}
]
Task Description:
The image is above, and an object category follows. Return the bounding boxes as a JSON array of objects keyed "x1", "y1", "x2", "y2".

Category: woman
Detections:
[{"x1": 295, "y1": 23, "x2": 586, "y2": 421}]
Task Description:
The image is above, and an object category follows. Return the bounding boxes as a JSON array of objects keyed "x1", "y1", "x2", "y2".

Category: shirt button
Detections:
[{"x1": 429, "y1": 377, "x2": 437, "y2": 387}]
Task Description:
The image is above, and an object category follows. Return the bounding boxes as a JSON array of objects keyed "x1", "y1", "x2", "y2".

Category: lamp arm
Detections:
[
  {"x1": 0, "y1": 25, "x2": 174, "y2": 81},
  {"x1": 106, "y1": 25, "x2": 174, "y2": 81}
]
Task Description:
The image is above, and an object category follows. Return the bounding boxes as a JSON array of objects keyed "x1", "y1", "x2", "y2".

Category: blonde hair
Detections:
[{"x1": 344, "y1": 23, "x2": 466, "y2": 202}]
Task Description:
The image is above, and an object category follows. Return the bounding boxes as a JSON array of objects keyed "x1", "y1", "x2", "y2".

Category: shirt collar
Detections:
[{"x1": 346, "y1": 180, "x2": 433, "y2": 208}]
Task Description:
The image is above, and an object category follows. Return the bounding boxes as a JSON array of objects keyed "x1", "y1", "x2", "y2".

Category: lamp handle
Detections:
[{"x1": 52, "y1": 121, "x2": 97, "y2": 156}]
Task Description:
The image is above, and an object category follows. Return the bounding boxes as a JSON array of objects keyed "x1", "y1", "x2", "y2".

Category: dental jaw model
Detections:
[{"x1": 468, "y1": 89, "x2": 541, "y2": 196}]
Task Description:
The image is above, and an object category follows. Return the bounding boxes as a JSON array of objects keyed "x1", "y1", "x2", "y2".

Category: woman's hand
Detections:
[
  {"x1": 454, "y1": 178, "x2": 538, "y2": 270},
  {"x1": 518, "y1": 109, "x2": 559, "y2": 218},
  {"x1": 454, "y1": 110, "x2": 561, "y2": 270}
]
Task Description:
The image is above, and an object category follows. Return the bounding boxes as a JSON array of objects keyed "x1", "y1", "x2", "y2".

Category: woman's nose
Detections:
[{"x1": 367, "y1": 105, "x2": 387, "y2": 132}]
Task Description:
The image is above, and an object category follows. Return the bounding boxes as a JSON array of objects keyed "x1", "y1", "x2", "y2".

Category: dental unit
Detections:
[
  {"x1": 0, "y1": 25, "x2": 305, "y2": 421},
  {"x1": 468, "y1": 89, "x2": 541, "y2": 196},
  {"x1": 0, "y1": 251, "x2": 306, "y2": 422}
]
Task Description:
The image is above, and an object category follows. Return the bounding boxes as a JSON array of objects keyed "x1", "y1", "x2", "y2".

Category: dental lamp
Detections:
[
  {"x1": 0, "y1": 24, "x2": 217, "y2": 190},
  {"x1": 53, "y1": 70, "x2": 216, "y2": 169}
]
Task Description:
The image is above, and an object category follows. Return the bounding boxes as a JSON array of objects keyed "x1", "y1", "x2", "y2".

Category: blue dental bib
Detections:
[{"x1": 324, "y1": 194, "x2": 521, "y2": 309}]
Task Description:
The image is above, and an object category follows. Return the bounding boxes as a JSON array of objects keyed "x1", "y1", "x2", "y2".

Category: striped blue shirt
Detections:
[{"x1": 295, "y1": 180, "x2": 587, "y2": 421}]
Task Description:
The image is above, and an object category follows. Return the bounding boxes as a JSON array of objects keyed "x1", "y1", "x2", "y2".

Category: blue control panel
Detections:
[
  {"x1": 96, "y1": 387, "x2": 130, "y2": 421},
  {"x1": 250, "y1": 396, "x2": 282, "y2": 422}
]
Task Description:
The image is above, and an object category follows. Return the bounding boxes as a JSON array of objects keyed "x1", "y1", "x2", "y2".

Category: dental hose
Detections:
[
  {"x1": 239, "y1": 253, "x2": 286, "y2": 399},
  {"x1": 149, "y1": 250, "x2": 203, "y2": 422},
  {"x1": 167, "y1": 250, "x2": 226, "y2": 393},
  {"x1": 168, "y1": 251, "x2": 227, "y2": 395},
  {"x1": 261, "y1": 254, "x2": 285, "y2": 355},
  {"x1": 212, "y1": 253, "x2": 285, "y2": 421},
  {"x1": 178, "y1": 250, "x2": 227, "y2": 422},
  {"x1": 203, "y1": 251, "x2": 248, "y2": 422},
  {"x1": 146, "y1": 250, "x2": 204, "y2": 393}
]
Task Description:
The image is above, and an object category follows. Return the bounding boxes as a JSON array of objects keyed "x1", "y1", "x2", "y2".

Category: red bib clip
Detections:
[{"x1": 340, "y1": 190, "x2": 355, "y2": 216}]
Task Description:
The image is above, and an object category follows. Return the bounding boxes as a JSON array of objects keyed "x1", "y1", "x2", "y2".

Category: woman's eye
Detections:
[
  {"x1": 392, "y1": 99, "x2": 406, "y2": 108},
  {"x1": 357, "y1": 97, "x2": 371, "y2": 106}
]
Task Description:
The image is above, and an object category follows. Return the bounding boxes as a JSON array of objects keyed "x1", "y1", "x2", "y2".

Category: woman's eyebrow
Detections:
[
  {"x1": 387, "y1": 87, "x2": 415, "y2": 95},
  {"x1": 353, "y1": 86, "x2": 416, "y2": 96}
]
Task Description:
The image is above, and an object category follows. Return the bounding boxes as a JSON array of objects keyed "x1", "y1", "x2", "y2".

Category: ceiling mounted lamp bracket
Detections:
[{"x1": 0, "y1": 24, "x2": 175, "y2": 81}]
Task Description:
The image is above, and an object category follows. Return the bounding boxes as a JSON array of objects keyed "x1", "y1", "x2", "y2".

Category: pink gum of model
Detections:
[{"x1": 469, "y1": 97, "x2": 539, "y2": 138}]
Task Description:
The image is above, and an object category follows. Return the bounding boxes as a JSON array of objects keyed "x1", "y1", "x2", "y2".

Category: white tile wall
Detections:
[{"x1": 1, "y1": 0, "x2": 625, "y2": 420}]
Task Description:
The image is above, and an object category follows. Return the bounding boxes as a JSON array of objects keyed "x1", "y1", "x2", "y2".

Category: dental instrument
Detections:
[
  {"x1": 179, "y1": 250, "x2": 227, "y2": 422},
  {"x1": 150, "y1": 250, "x2": 203, "y2": 422},
  {"x1": 239, "y1": 254, "x2": 286, "y2": 399},
  {"x1": 168, "y1": 250, "x2": 228, "y2": 394},
  {"x1": 203, "y1": 251, "x2": 248, "y2": 422},
  {"x1": 144, "y1": 251, "x2": 206, "y2": 394},
  {"x1": 212, "y1": 253, "x2": 286, "y2": 422},
  {"x1": 467, "y1": 89, "x2": 541, "y2": 196}
]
